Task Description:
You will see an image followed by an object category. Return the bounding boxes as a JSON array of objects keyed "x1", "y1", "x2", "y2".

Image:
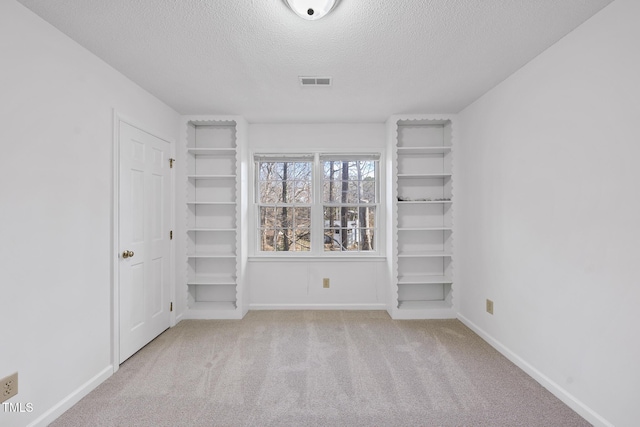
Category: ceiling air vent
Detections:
[{"x1": 299, "y1": 76, "x2": 332, "y2": 87}]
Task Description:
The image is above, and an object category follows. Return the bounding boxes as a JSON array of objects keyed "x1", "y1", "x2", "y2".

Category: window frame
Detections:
[
  {"x1": 254, "y1": 155, "x2": 314, "y2": 253},
  {"x1": 252, "y1": 152, "x2": 383, "y2": 258}
]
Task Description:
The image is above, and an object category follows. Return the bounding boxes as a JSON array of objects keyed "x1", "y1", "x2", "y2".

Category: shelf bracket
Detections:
[{"x1": 169, "y1": 158, "x2": 175, "y2": 168}]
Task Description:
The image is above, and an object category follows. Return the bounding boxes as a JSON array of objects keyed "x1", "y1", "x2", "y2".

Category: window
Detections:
[
  {"x1": 256, "y1": 156, "x2": 313, "y2": 252},
  {"x1": 254, "y1": 153, "x2": 380, "y2": 255},
  {"x1": 321, "y1": 156, "x2": 377, "y2": 252}
]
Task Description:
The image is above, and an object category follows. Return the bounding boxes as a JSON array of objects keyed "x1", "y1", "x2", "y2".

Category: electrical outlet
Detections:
[
  {"x1": 323, "y1": 278, "x2": 330, "y2": 288},
  {"x1": 1, "y1": 372, "x2": 18, "y2": 403},
  {"x1": 486, "y1": 299, "x2": 494, "y2": 315}
]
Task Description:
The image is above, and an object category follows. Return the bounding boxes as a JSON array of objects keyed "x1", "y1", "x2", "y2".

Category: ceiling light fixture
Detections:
[{"x1": 284, "y1": 0, "x2": 339, "y2": 21}]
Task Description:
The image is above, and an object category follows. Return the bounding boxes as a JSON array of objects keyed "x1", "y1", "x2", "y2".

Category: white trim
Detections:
[
  {"x1": 319, "y1": 153, "x2": 381, "y2": 161},
  {"x1": 457, "y1": 314, "x2": 614, "y2": 427},
  {"x1": 254, "y1": 153, "x2": 315, "y2": 161},
  {"x1": 168, "y1": 124, "x2": 177, "y2": 328},
  {"x1": 111, "y1": 110, "x2": 120, "y2": 372},
  {"x1": 116, "y1": 115, "x2": 178, "y2": 146},
  {"x1": 111, "y1": 110, "x2": 176, "y2": 371},
  {"x1": 27, "y1": 366, "x2": 113, "y2": 427},
  {"x1": 248, "y1": 256, "x2": 386, "y2": 262},
  {"x1": 174, "y1": 312, "x2": 184, "y2": 324},
  {"x1": 250, "y1": 303, "x2": 388, "y2": 310}
]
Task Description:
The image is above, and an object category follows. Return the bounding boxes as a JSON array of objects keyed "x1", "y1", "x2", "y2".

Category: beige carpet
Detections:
[{"x1": 52, "y1": 311, "x2": 590, "y2": 426}]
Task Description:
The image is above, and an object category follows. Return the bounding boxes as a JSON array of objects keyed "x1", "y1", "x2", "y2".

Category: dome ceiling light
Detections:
[{"x1": 284, "y1": 0, "x2": 339, "y2": 21}]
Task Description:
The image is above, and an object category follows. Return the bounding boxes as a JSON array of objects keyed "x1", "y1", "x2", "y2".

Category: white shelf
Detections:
[
  {"x1": 187, "y1": 253, "x2": 236, "y2": 259},
  {"x1": 188, "y1": 301, "x2": 237, "y2": 312},
  {"x1": 398, "y1": 251, "x2": 452, "y2": 258},
  {"x1": 397, "y1": 200, "x2": 452, "y2": 204},
  {"x1": 187, "y1": 174, "x2": 236, "y2": 179},
  {"x1": 188, "y1": 278, "x2": 237, "y2": 286},
  {"x1": 188, "y1": 148, "x2": 236, "y2": 155},
  {"x1": 397, "y1": 300, "x2": 451, "y2": 310},
  {"x1": 187, "y1": 228, "x2": 236, "y2": 232},
  {"x1": 397, "y1": 146, "x2": 451, "y2": 154},
  {"x1": 397, "y1": 173, "x2": 452, "y2": 179},
  {"x1": 184, "y1": 118, "x2": 243, "y2": 318},
  {"x1": 398, "y1": 227, "x2": 452, "y2": 232},
  {"x1": 187, "y1": 201, "x2": 236, "y2": 206},
  {"x1": 398, "y1": 275, "x2": 452, "y2": 285},
  {"x1": 186, "y1": 302, "x2": 241, "y2": 319},
  {"x1": 392, "y1": 117, "x2": 454, "y2": 319}
]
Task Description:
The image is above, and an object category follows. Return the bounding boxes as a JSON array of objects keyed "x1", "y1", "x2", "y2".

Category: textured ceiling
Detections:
[{"x1": 17, "y1": 0, "x2": 613, "y2": 122}]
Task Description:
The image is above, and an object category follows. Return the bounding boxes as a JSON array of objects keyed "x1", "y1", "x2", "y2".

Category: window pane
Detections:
[
  {"x1": 259, "y1": 228, "x2": 275, "y2": 251},
  {"x1": 323, "y1": 160, "x2": 376, "y2": 203},
  {"x1": 354, "y1": 160, "x2": 376, "y2": 179},
  {"x1": 354, "y1": 206, "x2": 375, "y2": 228},
  {"x1": 322, "y1": 160, "x2": 377, "y2": 180},
  {"x1": 260, "y1": 207, "x2": 295, "y2": 228},
  {"x1": 259, "y1": 181, "x2": 282, "y2": 204},
  {"x1": 258, "y1": 161, "x2": 312, "y2": 204},
  {"x1": 260, "y1": 228, "x2": 312, "y2": 252},
  {"x1": 259, "y1": 207, "x2": 311, "y2": 252},
  {"x1": 323, "y1": 228, "x2": 375, "y2": 252},
  {"x1": 259, "y1": 206, "x2": 275, "y2": 226},
  {"x1": 292, "y1": 162, "x2": 312, "y2": 180},
  {"x1": 323, "y1": 206, "x2": 375, "y2": 226},
  {"x1": 293, "y1": 228, "x2": 311, "y2": 251},
  {"x1": 259, "y1": 162, "x2": 278, "y2": 181},
  {"x1": 357, "y1": 178, "x2": 377, "y2": 203},
  {"x1": 323, "y1": 205, "x2": 376, "y2": 252},
  {"x1": 357, "y1": 229, "x2": 375, "y2": 251},
  {"x1": 324, "y1": 229, "x2": 343, "y2": 251},
  {"x1": 323, "y1": 227, "x2": 355, "y2": 251},
  {"x1": 322, "y1": 181, "x2": 376, "y2": 203},
  {"x1": 293, "y1": 207, "x2": 311, "y2": 229},
  {"x1": 323, "y1": 180, "x2": 338, "y2": 203},
  {"x1": 285, "y1": 181, "x2": 312, "y2": 203},
  {"x1": 273, "y1": 162, "x2": 286, "y2": 179}
]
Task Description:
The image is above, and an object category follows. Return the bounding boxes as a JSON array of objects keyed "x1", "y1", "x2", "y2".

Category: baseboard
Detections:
[
  {"x1": 249, "y1": 303, "x2": 388, "y2": 310},
  {"x1": 174, "y1": 312, "x2": 184, "y2": 324},
  {"x1": 27, "y1": 365, "x2": 113, "y2": 427},
  {"x1": 457, "y1": 314, "x2": 613, "y2": 427}
]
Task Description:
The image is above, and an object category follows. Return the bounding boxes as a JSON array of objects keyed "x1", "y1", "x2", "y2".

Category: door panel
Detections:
[
  {"x1": 150, "y1": 257, "x2": 162, "y2": 316},
  {"x1": 130, "y1": 263, "x2": 145, "y2": 329},
  {"x1": 119, "y1": 121, "x2": 171, "y2": 363}
]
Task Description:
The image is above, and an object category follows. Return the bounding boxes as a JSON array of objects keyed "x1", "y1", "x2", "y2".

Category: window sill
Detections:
[{"x1": 248, "y1": 255, "x2": 387, "y2": 263}]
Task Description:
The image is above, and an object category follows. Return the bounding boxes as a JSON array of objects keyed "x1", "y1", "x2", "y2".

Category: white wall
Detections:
[
  {"x1": 456, "y1": 0, "x2": 640, "y2": 425},
  {"x1": 0, "y1": 2, "x2": 180, "y2": 426},
  {"x1": 247, "y1": 124, "x2": 388, "y2": 309}
]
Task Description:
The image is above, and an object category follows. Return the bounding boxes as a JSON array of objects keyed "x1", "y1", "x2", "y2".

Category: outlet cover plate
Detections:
[
  {"x1": 1, "y1": 372, "x2": 18, "y2": 403},
  {"x1": 486, "y1": 299, "x2": 494, "y2": 315}
]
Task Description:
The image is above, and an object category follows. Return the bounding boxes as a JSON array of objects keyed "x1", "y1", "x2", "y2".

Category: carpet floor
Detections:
[{"x1": 51, "y1": 311, "x2": 590, "y2": 426}]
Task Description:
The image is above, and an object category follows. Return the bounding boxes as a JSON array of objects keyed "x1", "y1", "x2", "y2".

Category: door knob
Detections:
[{"x1": 122, "y1": 250, "x2": 135, "y2": 259}]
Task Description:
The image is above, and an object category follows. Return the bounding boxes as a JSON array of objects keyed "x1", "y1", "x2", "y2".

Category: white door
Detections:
[{"x1": 119, "y1": 121, "x2": 171, "y2": 363}]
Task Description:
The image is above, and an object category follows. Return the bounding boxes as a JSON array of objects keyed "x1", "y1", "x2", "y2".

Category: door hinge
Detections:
[
  {"x1": 169, "y1": 158, "x2": 175, "y2": 168},
  {"x1": 169, "y1": 230, "x2": 173, "y2": 240},
  {"x1": 170, "y1": 302, "x2": 173, "y2": 312}
]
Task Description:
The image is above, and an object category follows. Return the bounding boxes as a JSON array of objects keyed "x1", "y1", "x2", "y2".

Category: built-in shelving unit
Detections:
[
  {"x1": 388, "y1": 116, "x2": 454, "y2": 319},
  {"x1": 183, "y1": 117, "x2": 247, "y2": 319}
]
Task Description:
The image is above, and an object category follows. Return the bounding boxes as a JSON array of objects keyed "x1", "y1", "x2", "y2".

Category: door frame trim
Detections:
[{"x1": 111, "y1": 110, "x2": 176, "y2": 373}]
